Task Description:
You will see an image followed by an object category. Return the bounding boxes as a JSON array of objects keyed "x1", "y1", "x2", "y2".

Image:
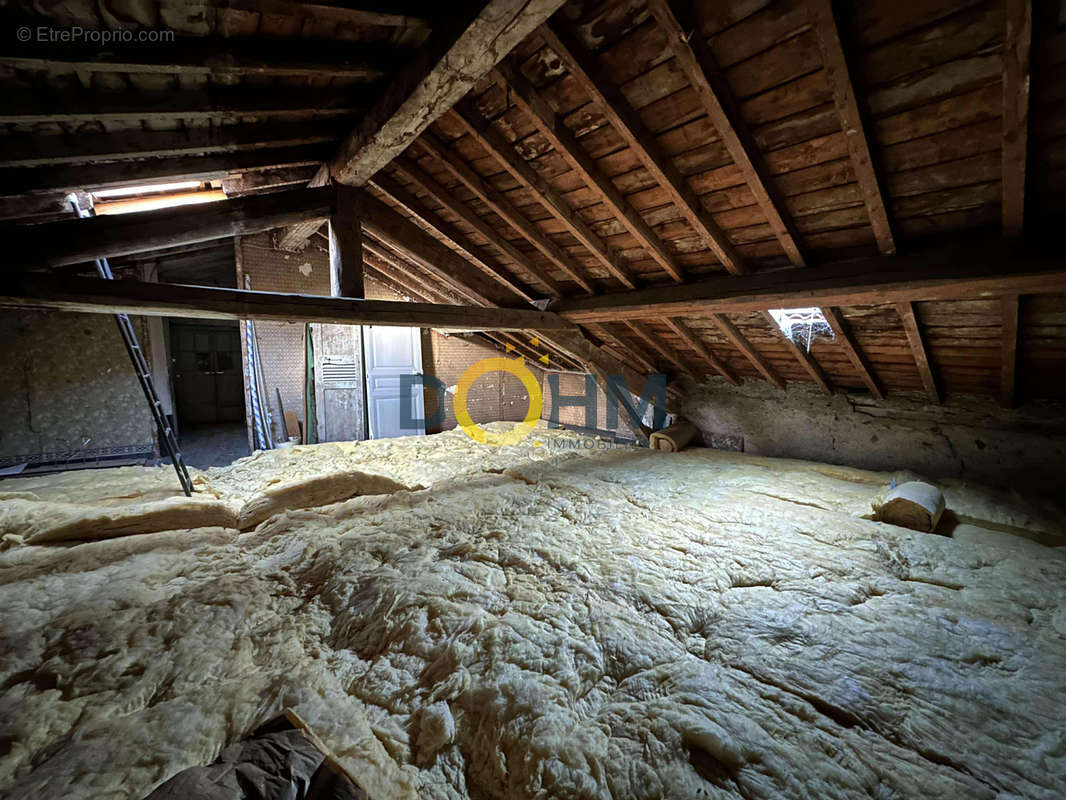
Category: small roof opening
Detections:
[
  {"x1": 90, "y1": 180, "x2": 226, "y2": 216},
  {"x1": 768, "y1": 307, "x2": 833, "y2": 350}
]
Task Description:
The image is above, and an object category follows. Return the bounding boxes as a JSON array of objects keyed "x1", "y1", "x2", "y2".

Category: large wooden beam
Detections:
[
  {"x1": 493, "y1": 61, "x2": 685, "y2": 283},
  {"x1": 0, "y1": 275, "x2": 576, "y2": 331},
  {"x1": 374, "y1": 166, "x2": 556, "y2": 298},
  {"x1": 647, "y1": 0, "x2": 806, "y2": 266},
  {"x1": 1000, "y1": 294, "x2": 1020, "y2": 408},
  {"x1": 1002, "y1": 0, "x2": 1032, "y2": 237},
  {"x1": 417, "y1": 133, "x2": 597, "y2": 293},
  {"x1": 895, "y1": 302, "x2": 940, "y2": 403},
  {"x1": 822, "y1": 306, "x2": 884, "y2": 400},
  {"x1": 540, "y1": 19, "x2": 745, "y2": 274},
  {"x1": 278, "y1": 0, "x2": 566, "y2": 250},
  {"x1": 711, "y1": 314, "x2": 785, "y2": 389},
  {"x1": 6, "y1": 187, "x2": 335, "y2": 269},
  {"x1": 807, "y1": 0, "x2": 896, "y2": 255},
  {"x1": 329, "y1": 187, "x2": 365, "y2": 298},
  {"x1": 551, "y1": 241, "x2": 1066, "y2": 321},
  {"x1": 451, "y1": 102, "x2": 637, "y2": 289},
  {"x1": 196, "y1": 0, "x2": 429, "y2": 31},
  {"x1": 330, "y1": 0, "x2": 566, "y2": 186}
]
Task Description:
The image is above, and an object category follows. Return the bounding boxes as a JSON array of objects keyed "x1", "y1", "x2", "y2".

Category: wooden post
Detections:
[{"x1": 329, "y1": 186, "x2": 364, "y2": 298}]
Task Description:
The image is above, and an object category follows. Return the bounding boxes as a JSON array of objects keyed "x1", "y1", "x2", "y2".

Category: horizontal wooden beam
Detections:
[
  {"x1": 0, "y1": 145, "x2": 331, "y2": 196},
  {"x1": 0, "y1": 275, "x2": 575, "y2": 331},
  {"x1": 0, "y1": 88, "x2": 358, "y2": 124},
  {"x1": 0, "y1": 38, "x2": 396, "y2": 80},
  {"x1": 6, "y1": 187, "x2": 335, "y2": 268},
  {"x1": 0, "y1": 122, "x2": 343, "y2": 168},
  {"x1": 552, "y1": 241, "x2": 1066, "y2": 321},
  {"x1": 177, "y1": 0, "x2": 429, "y2": 31}
]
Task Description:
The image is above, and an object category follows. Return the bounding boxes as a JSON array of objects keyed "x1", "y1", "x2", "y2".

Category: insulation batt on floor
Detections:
[{"x1": 1, "y1": 423, "x2": 1065, "y2": 799}]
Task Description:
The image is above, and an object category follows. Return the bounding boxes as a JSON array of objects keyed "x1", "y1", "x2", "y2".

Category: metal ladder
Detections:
[{"x1": 70, "y1": 199, "x2": 193, "y2": 495}]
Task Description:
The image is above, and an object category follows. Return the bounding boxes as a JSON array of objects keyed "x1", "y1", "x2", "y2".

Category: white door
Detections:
[{"x1": 364, "y1": 326, "x2": 425, "y2": 439}]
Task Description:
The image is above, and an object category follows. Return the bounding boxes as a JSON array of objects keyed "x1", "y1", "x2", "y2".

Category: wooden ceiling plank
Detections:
[
  {"x1": 371, "y1": 170, "x2": 549, "y2": 300},
  {"x1": 895, "y1": 302, "x2": 940, "y2": 403},
  {"x1": 384, "y1": 156, "x2": 562, "y2": 297},
  {"x1": 1002, "y1": 0, "x2": 1032, "y2": 237},
  {"x1": 711, "y1": 313, "x2": 786, "y2": 389},
  {"x1": 625, "y1": 321, "x2": 696, "y2": 379},
  {"x1": 1000, "y1": 294, "x2": 1020, "y2": 408},
  {"x1": 492, "y1": 61, "x2": 685, "y2": 283},
  {"x1": 807, "y1": 0, "x2": 896, "y2": 255},
  {"x1": 759, "y1": 311, "x2": 833, "y2": 394},
  {"x1": 451, "y1": 103, "x2": 638, "y2": 289},
  {"x1": 822, "y1": 305, "x2": 884, "y2": 399},
  {"x1": 662, "y1": 317, "x2": 739, "y2": 384},
  {"x1": 417, "y1": 133, "x2": 597, "y2": 293},
  {"x1": 647, "y1": 0, "x2": 806, "y2": 267},
  {"x1": 540, "y1": 19, "x2": 745, "y2": 274}
]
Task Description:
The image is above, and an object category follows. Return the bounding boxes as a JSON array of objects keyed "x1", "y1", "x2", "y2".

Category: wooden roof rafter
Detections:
[
  {"x1": 822, "y1": 306, "x2": 884, "y2": 400},
  {"x1": 450, "y1": 101, "x2": 638, "y2": 290},
  {"x1": 490, "y1": 60, "x2": 685, "y2": 283},
  {"x1": 895, "y1": 302, "x2": 940, "y2": 404},
  {"x1": 538, "y1": 18, "x2": 746, "y2": 275},
  {"x1": 1002, "y1": 0, "x2": 1032, "y2": 237},
  {"x1": 710, "y1": 314, "x2": 786, "y2": 390}
]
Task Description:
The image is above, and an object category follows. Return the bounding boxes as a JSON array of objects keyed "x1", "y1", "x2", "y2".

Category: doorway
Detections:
[
  {"x1": 169, "y1": 320, "x2": 249, "y2": 467},
  {"x1": 364, "y1": 326, "x2": 425, "y2": 439}
]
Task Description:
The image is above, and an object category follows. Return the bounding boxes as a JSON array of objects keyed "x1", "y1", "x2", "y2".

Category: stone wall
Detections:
[{"x1": 683, "y1": 377, "x2": 1066, "y2": 497}]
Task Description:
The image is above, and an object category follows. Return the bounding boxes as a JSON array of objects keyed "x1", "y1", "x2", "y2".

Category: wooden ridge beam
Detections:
[
  {"x1": 6, "y1": 186, "x2": 334, "y2": 268},
  {"x1": 647, "y1": 0, "x2": 805, "y2": 266},
  {"x1": 662, "y1": 318, "x2": 739, "y2": 385},
  {"x1": 807, "y1": 0, "x2": 895, "y2": 255},
  {"x1": 822, "y1": 306, "x2": 884, "y2": 400},
  {"x1": 492, "y1": 61, "x2": 684, "y2": 282},
  {"x1": 280, "y1": 0, "x2": 566, "y2": 250},
  {"x1": 1000, "y1": 294, "x2": 1020, "y2": 408},
  {"x1": 540, "y1": 19, "x2": 745, "y2": 274},
  {"x1": 417, "y1": 133, "x2": 597, "y2": 293},
  {"x1": 451, "y1": 102, "x2": 637, "y2": 289},
  {"x1": 550, "y1": 241, "x2": 1066, "y2": 321},
  {"x1": 895, "y1": 302, "x2": 940, "y2": 403},
  {"x1": 1002, "y1": 0, "x2": 1032, "y2": 237},
  {"x1": 0, "y1": 275, "x2": 576, "y2": 331},
  {"x1": 375, "y1": 165, "x2": 558, "y2": 298},
  {"x1": 759, "y1": 312, "x2": 832, "y2": 394},
  {"x1": 330, "y1": 0, "x2": 566, "y2": 186},
  {"x1": 711, "y1": 314, "x2": 786, "y2": 389}
]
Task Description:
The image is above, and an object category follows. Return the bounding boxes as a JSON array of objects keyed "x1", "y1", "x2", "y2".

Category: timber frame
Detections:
[{"x1": 2, "y1": 0, "x2": 1064, "y2": 410}]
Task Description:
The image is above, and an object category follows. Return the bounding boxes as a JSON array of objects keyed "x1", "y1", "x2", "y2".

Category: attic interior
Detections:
[{"x1": 1, "y1": 0, "x2": 1066, "y2": 797}]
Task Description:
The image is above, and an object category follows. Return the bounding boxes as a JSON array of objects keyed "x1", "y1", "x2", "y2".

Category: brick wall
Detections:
[
  {"x1": 236, "y1": 233, "x2": 330, "y2": 445},
  {"x1": 541, "y1": 371, "x2": 632, "y2": 438}
]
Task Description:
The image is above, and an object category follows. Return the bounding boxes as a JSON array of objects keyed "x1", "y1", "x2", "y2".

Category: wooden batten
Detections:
[{"x1": 711, "y1": 313, "x2": 786, "y2": 389}]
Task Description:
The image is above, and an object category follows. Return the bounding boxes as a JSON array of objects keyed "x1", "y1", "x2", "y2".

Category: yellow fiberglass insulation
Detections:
[{"x1": 0, "y1": 423, "x2": 1064, "y2": 799}]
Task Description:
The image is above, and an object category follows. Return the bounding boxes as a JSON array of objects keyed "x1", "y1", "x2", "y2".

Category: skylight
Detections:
[{"x1": 768, "y1": 307, "x2": 833, "y2": 350}]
